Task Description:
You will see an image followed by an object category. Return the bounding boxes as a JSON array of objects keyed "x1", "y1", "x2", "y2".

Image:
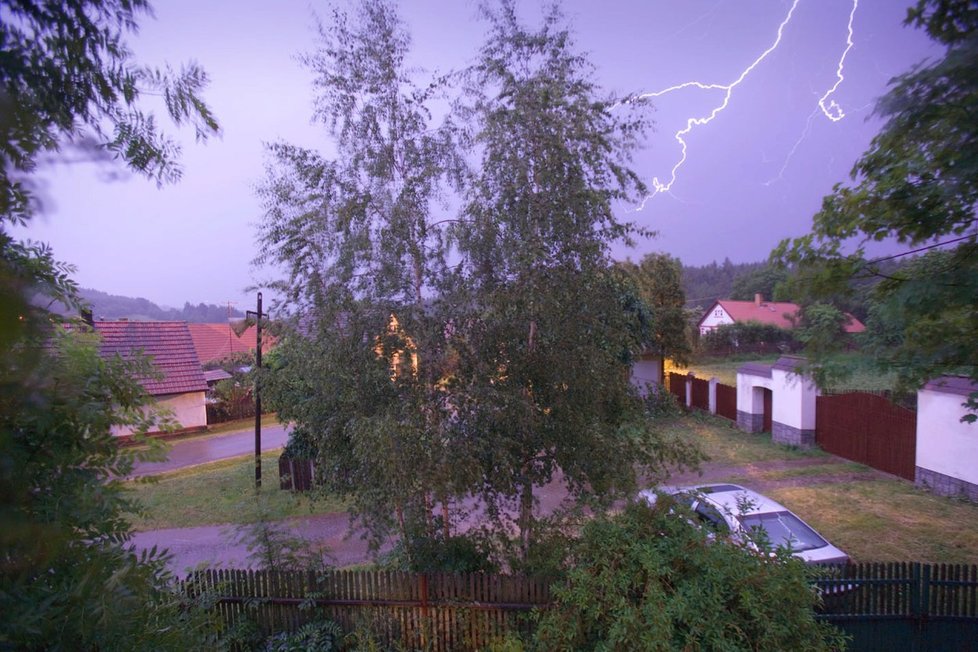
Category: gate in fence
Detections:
[
  {"x1": 815, "y1": 392, "x2": 916, "y2": 480},
  {"x1": 815, "y1": 562, "x2": 978, "y2": 651}
]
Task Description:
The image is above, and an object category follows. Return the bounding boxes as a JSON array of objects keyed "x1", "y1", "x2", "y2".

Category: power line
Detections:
[{"x1": 864, "y1": 233, "x2": 975, "y2": 265}]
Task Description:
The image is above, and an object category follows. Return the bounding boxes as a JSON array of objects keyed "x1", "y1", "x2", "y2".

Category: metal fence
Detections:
[{"x1": 815, "y1": 562, "x2": 978, "y2": 651}]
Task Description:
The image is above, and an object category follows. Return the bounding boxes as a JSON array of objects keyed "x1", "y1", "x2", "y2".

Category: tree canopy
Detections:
[
  {"x1": 1, "y1": 0, "x2": 220, "y2": 646},
  {"x1": 618, "y1": 253, "x2": 693, "y2": 365},
  {"x1": 257, "y1": 0, "x2": 699, "y2": 566},
  {"x1": 773, "y1": 0, "x2": 978, "y2": 399}
]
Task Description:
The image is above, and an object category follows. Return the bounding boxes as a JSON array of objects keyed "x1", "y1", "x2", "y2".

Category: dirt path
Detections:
[{"x1": 133, "y1": 454, "x2": 884, "y2": 574}]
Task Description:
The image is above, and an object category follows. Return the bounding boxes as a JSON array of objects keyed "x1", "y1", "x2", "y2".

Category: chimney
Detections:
[
  {"x1": 754, "y1": 293, "x2": 763, "y2": 307},
  {"x1": 80, "y1": 308, "x2": 94, "y2": 328}
]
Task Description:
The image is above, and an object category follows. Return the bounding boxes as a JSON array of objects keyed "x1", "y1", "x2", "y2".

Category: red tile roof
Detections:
[
  {"x1": 94, "y1": 321, "x2": 208, "y2": 396},
  {"x1": 702, "y1": 300, "x2": 865, "y2": 334},
  {"x1": 187, "y1": 323, "x2": 254, "y2": 364}
]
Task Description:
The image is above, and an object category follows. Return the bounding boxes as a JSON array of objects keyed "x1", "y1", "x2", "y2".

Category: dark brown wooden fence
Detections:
[
  {"x1": 279, "y1": 456, "x2": 316, "y2": 491},
  {"x1": 690, "y1": 377, "x2": 709, "y2": 411},
  {"x1": 206, "y1": 395, "x2": 256, "y2": 425},
  {"x1": 716, "y1": 382, "x2": 737, "y2": 421},
  {"x1": 815, "y1": 392, "x2": 916, "y2": 480},
  {"x1": 668, "y1": 372, "x2": 686, "y2": 406},
  {"x1": 186, "y1": 569, "x2": 550, "y2": 651}
]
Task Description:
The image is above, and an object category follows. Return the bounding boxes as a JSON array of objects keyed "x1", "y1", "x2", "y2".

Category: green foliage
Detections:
[
  {"x1": 0, "y1": 329, "x2": 219, "y2": 648},
  {"x1": 264, "y1": 620, "x2": 345, "y2": 652},
  {"x1": 232, "y1": 494, "x2": 333, "y2": 574},
  {"x1": 379, "y1": 526, "x2": 499, "y2": 574},
  {"x1": 257, "y1": 0, "x2": 702, "y2": 567},
  {"x1": 619, "y1": 253, "x2": 693, "y2": 365},
  {"x1": 773, "y1": 0, "x2": 978, "y2": 403},
  {"x1": 730, "y1": 262, "x2": 790, "y2": 302},
  {"x1": 67, "y1": 288, "x2": 246, "y2": 322},
  {"x1": 1, "y1": 1, "x2": 220, "y2": 646},
  {"x1": 1, "y1": 0, "x2": 219, "y2": 223},
  {"x1": 256, "y1": 0, "x2": 469, "y2": 551},
  {"x1": 699, "y1": 321, "x2": 797, "y2": 355},
  {"x1": 442, "y1": 0, "x2": 703, "y2": 562},
  {"x1": 680, "y1": 258, "x2": 765, "y2": 309},
  {"x1": 532, "y1": 500, "x2": 846, "y2": 652},
  {"x1": 642, "y1": 382, "x2": 683, "y2": 419}
]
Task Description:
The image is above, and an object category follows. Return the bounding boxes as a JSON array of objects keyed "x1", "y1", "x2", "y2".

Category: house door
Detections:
[{"x1": 762, "y1": 388, "x2": 773, "y2": 433}]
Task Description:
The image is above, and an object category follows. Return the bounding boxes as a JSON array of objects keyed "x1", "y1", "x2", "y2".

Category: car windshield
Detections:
[{"x1": 737, "y1": 511, "x2": 827, "y2": 552}]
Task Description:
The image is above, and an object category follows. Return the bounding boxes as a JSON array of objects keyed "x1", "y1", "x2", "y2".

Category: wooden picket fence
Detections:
[
  {"x1": 185, "y1": 569, "x2": 550, "y2": 651},
  {"x1": 184, "y1": 564, "x2": 978, "y2": 650},
  {"x1": 715, "y1": 382, "x2": 737, "y2": 421}
]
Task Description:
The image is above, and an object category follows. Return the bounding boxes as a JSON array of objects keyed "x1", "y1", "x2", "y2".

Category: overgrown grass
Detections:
[
  {"x1": 125, "y1": 450, "x2": 347, "y2": 531},
  {"x1": 767, "y1": 482, "x2": 978, "y2": 564},
  {"x1": 661, "y1": 414, "x2": 826, "y2": 465}
]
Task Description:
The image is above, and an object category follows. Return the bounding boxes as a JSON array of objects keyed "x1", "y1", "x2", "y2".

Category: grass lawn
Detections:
[
  {"x1": 767, "y1": 482, "x2": 978, "y2": 564},
  {"x1": 661, "y1": 414, "x2": 827, "y2": 465},
  {"x1": 660, "y1": 414, "x2": 978, "y2": 563},
  {"x1": 124, "y1": 450, "x2": 347, "y2": 531}
]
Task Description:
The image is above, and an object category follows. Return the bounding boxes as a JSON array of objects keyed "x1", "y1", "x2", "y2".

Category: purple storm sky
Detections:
[{"x1": 18, "y1": 0, "x2": 940, "y2": 309}]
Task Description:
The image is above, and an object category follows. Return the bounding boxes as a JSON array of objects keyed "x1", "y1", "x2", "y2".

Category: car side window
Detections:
[{"x1": 693, "y1": 502, "x2": 730, "y2": 534}]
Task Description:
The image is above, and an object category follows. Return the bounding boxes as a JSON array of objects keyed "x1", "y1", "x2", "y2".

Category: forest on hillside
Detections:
[
  {"x1": 680, "y1": 259, "x2": 766, "y2": 310},
  {"x1": 67, "y1": 288, "x2": 245, "y2": 322}
]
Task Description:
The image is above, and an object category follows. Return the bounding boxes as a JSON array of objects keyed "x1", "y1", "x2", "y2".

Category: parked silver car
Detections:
[{"x1": 638, "y1": 483, "x2": 849, "y2": 565}]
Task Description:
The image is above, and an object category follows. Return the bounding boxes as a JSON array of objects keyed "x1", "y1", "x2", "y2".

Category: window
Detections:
[
  {"x1": 738, "y1": 511, "x2": 827, "y2": 552},
  {"x1": 694, "y1": 501, "x2": 730, "y2": 534}
]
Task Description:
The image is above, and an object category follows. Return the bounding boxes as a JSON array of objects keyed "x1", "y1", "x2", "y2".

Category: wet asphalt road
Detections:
[{"x1": 130, "y1": 423, "x2": 290, "y2": 477}]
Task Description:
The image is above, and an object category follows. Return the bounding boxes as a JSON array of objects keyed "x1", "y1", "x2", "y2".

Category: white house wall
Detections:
[
  {"x1": 699, "y1": 304, "x2": 732, "y2": 335},
  {"x1": 112, "y1": 391, "x2": 208, "y2": 437},
  {"x1": 915, "y1": 385, "x2": 978, "y2": 500},
  {"x1": 630, "y1": 357, "x2": 663, "y2": 394}
]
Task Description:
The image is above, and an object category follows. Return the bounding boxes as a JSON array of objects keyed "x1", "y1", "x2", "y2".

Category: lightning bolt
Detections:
[
  {"x1": 637, "y1": 0, "x2": 860, "y2": 205},
  {"x1": 767, "y1": 0, "x2": 859, "y2": 185},
  {"x1": 636, "y1": 0, "x2": 801, "y2": 207},
  {"x1": 818, "y1": 0, "x2": 858, "y2": 121}
]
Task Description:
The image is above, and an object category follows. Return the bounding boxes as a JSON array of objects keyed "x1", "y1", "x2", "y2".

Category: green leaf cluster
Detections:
[
  {"x1": 532, "y1": 499, "x2": 846, "y2": 652},
  {"x1": 618, "y1": 253, "x2": 693, "y2": 365}
]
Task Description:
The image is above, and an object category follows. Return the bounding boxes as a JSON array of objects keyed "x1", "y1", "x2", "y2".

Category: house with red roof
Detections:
[
  {"x1": 187, "y1": 322, "x2": 275, "y2": 365},
  {"x1": 94, "y1": 320, "x2": 209, "y2": 437},
  {"x1": 697, "y1": 294, "x2": 865, "y2": 336}
]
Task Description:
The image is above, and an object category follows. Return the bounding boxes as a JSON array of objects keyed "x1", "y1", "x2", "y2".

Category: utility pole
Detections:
[{"x1": 247, "y1": 292, "x2": 270, "y2": 490}]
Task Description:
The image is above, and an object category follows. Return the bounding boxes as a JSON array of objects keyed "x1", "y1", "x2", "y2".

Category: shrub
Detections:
[
  {"x1": 642, "y1": 382, "x2": 683, "y2": 418},
  {"x1": 532, "y1": 498, "x2": 846, "y2": 651},
  {"x1": 699, "y1": 321, "x2": 797, "y2": 356}
]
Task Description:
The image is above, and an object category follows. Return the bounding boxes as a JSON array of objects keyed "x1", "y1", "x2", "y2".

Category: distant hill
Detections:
[{"x1": 71, "y1": 288, "x2": 245, "y2": 323}]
